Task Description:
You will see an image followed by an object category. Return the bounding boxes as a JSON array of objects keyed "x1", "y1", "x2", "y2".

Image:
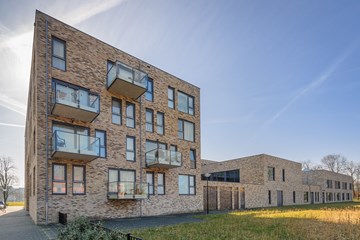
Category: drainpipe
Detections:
[
  {"x1": 139, "y1": 90, "x2": 143, "y2": 217},
  {"x1": 45, "y1": 16, "x2": 49, "y2": 225}
]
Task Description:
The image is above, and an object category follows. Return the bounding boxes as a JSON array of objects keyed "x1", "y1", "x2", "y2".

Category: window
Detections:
[
  {"x1": 112, "y1": 98, "x2": 121, "y2": 125},
  {"x1": 268, "y1": 190, "x2": 271, "y2": 204},
  {"x1": 268, "y1": 167, "x2": 275, "y2": 181},
  {"x1": 146, "y1": 78, "x2": 153, "y2": 101},
  {"x1": 156, "y1": 112, "x2": 164, "y2": 135},
  {"x1": 107, "y1": 61, "x2": 115, "y2": 84},
  {"x1": 293, "y1": 191, "x2": 296, "y2": 203},
  {"x1": 126, "y1": 102, "x2": 135, "y2": 128},
  {"x1": 342, "y1": 182, "x2": 347, "y2": 190},
  {"x1": 146, "y1": 109, "x2": 154, "y2": 132},
  {"x1": 52, "y1": 37, "x2": 66, "y2": 71},
  {"x1": 52, "y1": 164, "x2": 66, "y2": 194},
  {"x1": 178, "y1": 92, "x2": 194, "y2": 115},
  {"x1": 336, "y1": 193, "x2": 341, "y2": 201},
  {"x1": 95, "y1": 130, "x2": 106, "y2": 158},
  {"x1": 326, "y1": 180, "x2": 333, "y2": 188},
  {"x1": 347, "y1": 193, "x2": 350, "y2": 200},
  {"x1": 349, "y1": 183, "x2": 353, "y2": 190},
  {"x1": 178, "y1": 119, "x2": 195, "y2": 142},
  {"x1": 190, "y1": 149, "x2": 196, "y2": 169},
  {"x1": 73, "y1": 165, "x2": 85, "y2": 195},
  {"x1": 168, "y1": 87, "x2": 175, "y2": 108},
  {"x1": 282, "y1": 169, "x2": 285, "y2": 182},
  {"x1": 33, "y1": 166, "x2": 36, "y2": 196},
  {"x1": 201, "y1": 170, "x2": 240, "y2": 183},
  {"x1": 126, "y1": 136, "x2": 135, "y2": 161},
  {"x1": 335, "y1": 181, "x2": 340, "y2": 189},
  {"x1": 304, "y1": 192, "x2": 309, "y2": 203},
  {"x1": 315, "y1": 192, "x2": 320, "y2": 202},
  {"x1": 158, "y1": 173, "x2": 165, "y2": 195},
  {"x1": 179, "y1": 175, "x2": 195, "y2": 195},
  {"x1": 342, "y1": 193, "x2": 345, "y2": 201},
  {"x1": 108, "y1": 169, "x2": 135, "y2": 195},
  {"x1": 147, "y1": 172, "x2": 154, "y2": 195},
  {"x1": 145, "y1": 140, "x2": 166, "y2": 163}
]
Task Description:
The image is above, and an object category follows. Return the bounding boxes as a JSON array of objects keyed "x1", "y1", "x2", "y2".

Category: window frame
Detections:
[
  {"x1": 268, "y1": 190, "x2": 272, "y2": 204},
  {"x1": 178, "y1": 174, "x2": 196, "y2": 195},
  {"x1": 168, "y1": 87, "x2": 175, "y2": 109},
  {"x1": 145, "y1": 108, "x2": 154, "y2": 132},
  {"x1": 51, "y1": 36, "x2": 66, "y2": 71},
  {"x1": 145, "y1": 78, "x2": 154, "y2": 102},
  {"x1": 157, "y1": 173, "x2": 165, "y2": 195},
  {"x1": 95, "y1": 129, "x2": 107, "y2": 158},
  {"x1": 190, "y1": 149, "x2": 196, "y2": 169},
  {"x1": 126, "y1": 136, "x2": 136, "y2": 162},
  {"x1": 304, "y1": 192, "x2": 309, "y2": 203},
  {"x1": 177, "y1": 91, "x2": 194, "y2": 115},
  {"x1": 111, "y1": 98, "x2": 122, "y2": 125},
  {"x1": 282, "y1": 169, "x2": 285, "y2": 182},
  {"x1": 178, "y1": 119, "x2": 195, "y2": 142},
  {"x1": 156, "y1": 112, "x2": 165, "y2": 135},
  {"x1": 293, "y1": 191, "x2": 296, "y2": 203},
  {"x1": 146, "y1": 172, "x2": 154, "y2": 195},
  {"x1": 268, "y1": 167, "x2": 275, "y2": 181},
  {"x1": 72, "y1": 165, "x2": 86, "y2": 195},
  {"x1": 107, "y1": 168, "x2": 136, "y2": 194},
  {"x1": 126, "y1": 102, "x2": 135, "y2": 128},
  {"x1": 52, "y1": 163, "x2": 67, "y2": 195}
]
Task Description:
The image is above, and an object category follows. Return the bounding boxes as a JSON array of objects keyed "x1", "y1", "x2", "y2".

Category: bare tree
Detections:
[
  {"x1": 302, "y1": 160, "x2": 312, "y2": 170},
  {"x1": 355, "y1": 165, "x2": 360, "y2": 200},
  {"x1": 0, "y1": 156, "x2": 18, "y2": 205},
  {"x1": 345, "y1": 160, "x2": 359, "y2": 196},
  {"x1": 320, "y1": 154, "x2": 347, "y2": 173}
]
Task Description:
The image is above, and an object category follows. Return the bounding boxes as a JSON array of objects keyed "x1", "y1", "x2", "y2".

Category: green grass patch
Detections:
[
  {"x1": 6, "y1": 202, "x2": 24, "y2": 206},
  {"x1": 132, "y1": 202, "x2": 360, "y2": 240}
]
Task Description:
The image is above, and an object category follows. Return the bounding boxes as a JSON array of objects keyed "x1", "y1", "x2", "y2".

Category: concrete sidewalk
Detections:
[{"x1": 0, "y1": 206, "x2": 48, "y2": 240}]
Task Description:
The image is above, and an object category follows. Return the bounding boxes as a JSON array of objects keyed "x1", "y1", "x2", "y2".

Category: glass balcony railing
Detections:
[
  {"x1": 106, "y1": 61, "x2": 148, "y2": 99},
  {"x1": 107, "y1": 181, "x2": 148, "y2": 200},
  {"x1": 52, "y1": 82, "x2": 100, "y2": 122},
  {"x1": 52, "y1": 130, "x2": 100, "y2": 161},
  {"x1": 146, "y1": 149, "x2": 182, "y2": 168}
]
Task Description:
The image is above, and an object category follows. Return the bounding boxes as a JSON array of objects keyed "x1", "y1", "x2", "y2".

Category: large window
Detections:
[
  {"x1": 158, "y1": 173, "x2": 165, "y2": 195},
  {"x1": 190, "y1": 149, "x2": 196, "y2": 169},
  {"x1": 268, "y1": 167, "x2": 275, "y2": 181},
  {"x1": 52, "y1": 164, "x2": 66, "y2": 194},
  {"x1": 178, "y1": 119, "x2": 195, "y2": 142},
  {"x1": 126, "y1": 102, "x2": 135, "y2": 128},
  {"x1": 73, "y1": 165, "x2": 85, "y2": 195},
  {"x1": 146, "y1": 109, "x2": 154, "y2": 132},
  {"x1": 146, "y1": 78, "x2": 153, "y2": 101},
  {"x1": 168, "y1": 87, "x2": 175, "y2": 109},
  {"x1": 335, "y1": 181, "x2": 340, "y2": 189},
  {"x1": 95, "y1": 130, "x2": 106, "y2": 158},
  {"x1": 157, "y1": 112, "x2": 164, "y2": 135},
  {"x1": 112, "y1": 98, "x2": 121, "y2": 125},
  {"x1": 304, "y1": 192, "x2": 309, "y2": 203},
  {"x1": 315, "y1": 192, "x2": 320, "y2": 202},
  {"x1": 126, "y1": 136, "x2": 135, "y2": 161},
  {"x1": 52, "y1": 37, "x2": 66, "y2": 71},
  {"x1": 201, "y1": 170, "x2": 240, "y2": 183},
  {"x1": 179, "y1": 175, "x2": 195, "y2": 195},
  {"x1": 342, "y1": 182, "x2": 347, "y2": 190},
  {"x1": 178, "y1": 92, "x2": 194, "y2": 115},
  {"x1": 326, "y1": 180, "x2": 333, "y2": 188},
  {"x1": 108, "y1": 169, "x2": 135, "y2": 194},
  {"x1": 350, "y1": 183, "x2": 353, "y2": 190},
  {"x1": 147, "y1": 172, "x2": 154, "y2": 195}
]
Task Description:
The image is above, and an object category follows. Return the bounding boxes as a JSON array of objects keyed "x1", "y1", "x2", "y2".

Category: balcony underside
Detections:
[
  {"x1": 52, "y1": 102, "x2": 99, "y2": 122},
  {"x1": 107, "y1": 193, "x2": 147, "y2": 200},
  {"x1": 107, "y1": 78, "x2": 146, "y2": 99},
  {"x1": 146, "y1": 162, "x2": 180, "y2": 169},
  {"x1": 52, "y1": 149, "x2": 98, "y2": 161}
]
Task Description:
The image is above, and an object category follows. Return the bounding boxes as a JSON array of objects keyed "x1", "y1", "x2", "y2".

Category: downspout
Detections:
[
  {"x1": 45, "y1": 16, "x2": 49, "y2": 225},
  {"x1": 139, "y1": 93, "x2": 143, "y2": 217}
]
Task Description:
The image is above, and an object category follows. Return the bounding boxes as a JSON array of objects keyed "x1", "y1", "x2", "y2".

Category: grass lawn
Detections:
[{"x1": 132, "y1": 202, "x2": 360, "y2": 240}]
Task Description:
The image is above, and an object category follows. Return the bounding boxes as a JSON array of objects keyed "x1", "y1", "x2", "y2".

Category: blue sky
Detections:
[{"x1": 0, "y1": 0, "x2": 359, "y2": 187}]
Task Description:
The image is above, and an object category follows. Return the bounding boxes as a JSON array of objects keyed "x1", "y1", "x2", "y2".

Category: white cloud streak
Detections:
[
  {"x1": 0, "y1": 93, "x2": 27, "y2": 116},
  {"x1": 0, "y1": 122, "x2": 25, "y2": 128},
  {"x1": 264, "y1": 40, "x2": 359, "y2": 127}
]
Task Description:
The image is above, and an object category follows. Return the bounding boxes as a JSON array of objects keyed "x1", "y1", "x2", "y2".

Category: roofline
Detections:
[
  {"x1": 307, "y1": 169, "x2": 353, "y2": 178},
  {"x1": 35, "y1": 10, "x2": 200, "y2": 90}
]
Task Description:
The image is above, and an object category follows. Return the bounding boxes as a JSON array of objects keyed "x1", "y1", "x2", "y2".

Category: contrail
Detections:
[
  {"x1": 0, "y1": 94, "x2": 26, "y2": 116},
  {"x1": 0, "y1": 122, "x2": 25, "y2": 128}
]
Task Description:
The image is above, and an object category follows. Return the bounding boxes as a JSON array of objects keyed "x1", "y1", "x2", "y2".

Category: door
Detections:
[
  {"x1": 220, "y1": 187, "x2": 232, "y2": 210},
  {"x1": 203, "y1": 186, "x2": 217, "y2": 211},
  {"x1": 277, "y1": 191, "x2": 283, "y2": 207},
  {"x1": 234, "y1": 190, "x2": 239, "y2": 210},
  {"x1": 310, "y1": 192, "x2": 314, "y2": 204},
  {"x1": 240, "y1": 188, "x2": 245, "y2": 209}
]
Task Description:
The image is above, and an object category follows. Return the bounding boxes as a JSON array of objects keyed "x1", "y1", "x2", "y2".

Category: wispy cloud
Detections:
[
  {"x1": 264, "y1": 39, "x2": 359, "y2": 127},
  {"x1": 0, "y1": 122, "x2": 25, "y2": 128},
  {"x1": 0, "y1": 94, "x2": 26, "y2": 116}
]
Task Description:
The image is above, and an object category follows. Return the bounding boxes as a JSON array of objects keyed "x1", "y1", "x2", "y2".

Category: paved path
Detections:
[{"x1": 0, "y1": 206, "x2": 48, "y2": 240}]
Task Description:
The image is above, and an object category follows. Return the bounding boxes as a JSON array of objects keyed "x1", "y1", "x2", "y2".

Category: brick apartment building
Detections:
[
  {"x1": 25, "y1": 11, "x2": 201, "y2": 224},
  {"x1": 201, "y1": 154, "x2": 353, "y2": 210}
]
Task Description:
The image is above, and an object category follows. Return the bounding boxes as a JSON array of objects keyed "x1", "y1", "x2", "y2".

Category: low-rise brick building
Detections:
[
  {"x1": 25, "y1": 11, "x2": 202, "y2": 224},
  {"x1": 201, "y1": 154, "x2": 353, "y2": 210}
]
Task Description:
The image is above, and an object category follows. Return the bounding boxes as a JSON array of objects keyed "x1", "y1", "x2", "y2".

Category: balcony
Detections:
[
  {"x1": 107, "y1": 181, "x2": 148, "y2": 200},
  {"x1": 52, "y1": 82, "x2": 100, "y2": 122},
  {"x1": 52, "y1": 130, "x2": 100, "y2": 161},
  {"x1": 106, "y1": 61, "x2": 148, "y2": 99},
  {"x1": 146, "y1": 149, "x2": 182, "y2": 169}
]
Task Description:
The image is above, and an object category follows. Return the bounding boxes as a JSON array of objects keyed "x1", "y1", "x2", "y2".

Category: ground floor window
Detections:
[
  {"x1": 304, "y1": 192, "x2": 309, "y2": 203},
  {"x1": 73, "y1": 165, "x2": 85, "y2": 195},
  {"x1": 158, "y1": 173, "x2": 165, "y2": 195},
  {"x1": 293, "y1": 191, "x2": 296, "y2": 203},
  {"x1": 268, "y1": 190, "x2": 272, "y2": 204},
  {"x1": 179, "y1": 175, "x2": 195, "y2": 195},
  {"x1": 108, "y1": 169, "x2": 135, "y2": 196},
  {"x1": 315, "y1": 192, "x2": 319, "y2": 202},
  {"x1": 52, "y1": 164, "x2": 66, "y2": 194},
  {"x1": 147, "y1": 172, "x2": 154, "y2": 195}
]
